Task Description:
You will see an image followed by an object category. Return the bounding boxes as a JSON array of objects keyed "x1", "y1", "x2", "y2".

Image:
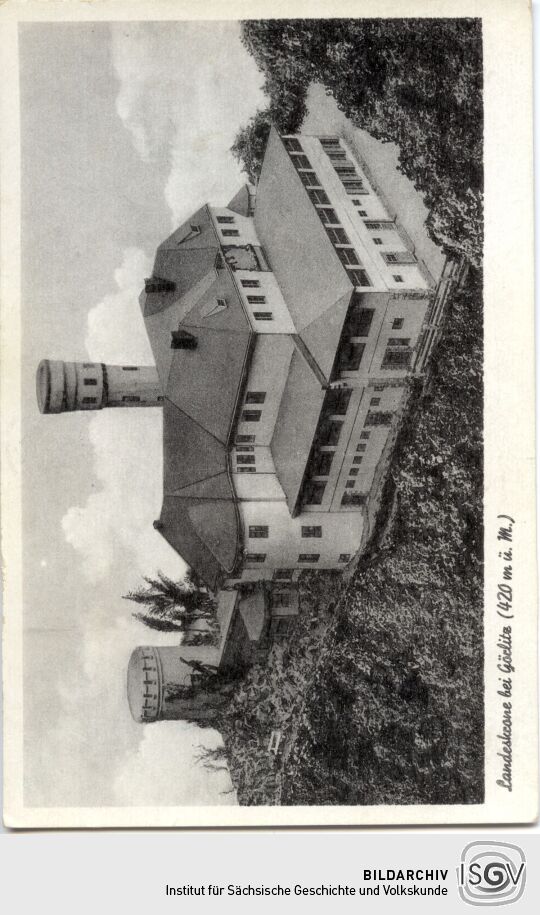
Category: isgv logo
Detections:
[{"x1": 458, "y1": 842, "x2": 526, "y2": 906}]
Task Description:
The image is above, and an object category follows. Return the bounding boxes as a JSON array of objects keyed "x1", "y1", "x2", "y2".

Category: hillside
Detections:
[{"x1": 219, "y1": 268, "x2": 483, "y2": 806}]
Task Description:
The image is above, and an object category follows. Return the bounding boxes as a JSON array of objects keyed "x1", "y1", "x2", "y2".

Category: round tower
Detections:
[
  {"x1": 127, "y1": 645, "x2": 228, "y2": 724},
  {"x1": 36, "y1": 360, "x2": 163, "y2": 414}
]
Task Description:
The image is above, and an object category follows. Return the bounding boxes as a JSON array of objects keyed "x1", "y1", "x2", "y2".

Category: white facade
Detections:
[{"x1": 205, "y1": 132, "x2": 444, "y2": 578}]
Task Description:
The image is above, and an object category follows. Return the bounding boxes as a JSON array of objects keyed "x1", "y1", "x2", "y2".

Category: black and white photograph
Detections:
[{"x1": 1, "y1": 0, "x2": 536, "y2": 828}]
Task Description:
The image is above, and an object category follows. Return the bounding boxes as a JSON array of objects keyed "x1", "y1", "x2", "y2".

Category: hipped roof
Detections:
[{"x1": 141, "y1": 207, "x2": 252, "y2": 588}]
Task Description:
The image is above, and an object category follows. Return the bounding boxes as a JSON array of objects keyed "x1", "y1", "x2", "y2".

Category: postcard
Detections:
[{"x1": 1, "y1": 0, "x2": 537, "y2": 827}]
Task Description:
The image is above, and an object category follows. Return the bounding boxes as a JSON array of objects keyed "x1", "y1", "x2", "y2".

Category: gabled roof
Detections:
[
  {"x1": 227, "y1": 184, "x2": 253, "y2": 217},
  {"x1": 254, "y1": 127, "x2": 353, "y2": 382},
  {"x1": 141, "y1": 210, "x2": 253, "y2": 588}
]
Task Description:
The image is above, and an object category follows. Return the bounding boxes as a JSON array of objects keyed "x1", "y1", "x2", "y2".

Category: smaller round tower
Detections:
[
  {"x1": 127, "y1": 646, "x2": 229, "y2": 725},
  {"x1": 36, "y1": 360, "x2": 163, "y2": 414}
]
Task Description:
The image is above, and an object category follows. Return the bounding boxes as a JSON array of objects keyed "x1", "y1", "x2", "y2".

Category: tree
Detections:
[{"x1": 124, "y1": 570, "x2": 217, "y2": 638}]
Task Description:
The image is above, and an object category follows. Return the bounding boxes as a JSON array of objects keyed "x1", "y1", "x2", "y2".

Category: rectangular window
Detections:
[
  {"x1": 341, "y1": 492, "x2": 367, "y2": 506},
  {"x1": 328, "y1": 150, "x2": 347, "y2": 161},
  {"x1": 374, "y1": 384, "x2": 385, "y2": 392},
  {"x1": 84, "y1": 378, "x2": 98, "y2": 386},
  {"x1": 358, "y1": 210, "x2": 368, "y2": 217},
  {"x1": 302, "y1": 526, "x2": 322, "y2": 538},
  {"x1": 337, "y1": 248, "x2": 362, "y2": 267},
  {"x1": 292, "y1": 154, "x2": 312, "y2": 170},
  {"x1": 345, "y1": 480, "x2": 355, "y2": 488},
  {"x1": 335, "y1": 164, "x2": 357, "y2": 176},
  {"x1": 245, "y1": 553, "x2": 266, "y2": 563},
  {"x1": 303, "y1": 480, "x2": 326, "y2": 505},
  {"x1": 392, "y1": 317, "x2": 404, "y2": 329},
  {"x1": 298, "y1": 554, "x2": 320, "y2": 563},
  {"x1": 311, "y1": 450, "x2": 334, "y2": 477},
  {"x1": 382, "y1": 348, "x2": 411, "y2": 369},
  {"x1": 338, "y1": 341, "x2": 365, "y2": 372},
  {"x1": 348, "y1": 269, "x2": 372, "y2": 287},
  {"x1": 365, "y1": 220, "x2": 395, "y2": 230},
  {"x1": 349, "y1": 468, "x2": 359, "y2": 476},
  {"x1": 253, "y1": 311, "x2": 273, "y2": 321},
  {"x1": 344, "y1": 182, "x2": 367, "y2": 194},
  {"x1": 222, "y1": 229, "x2": 240, "y2": 237},
  {"x1": 236, "y1": 434, "x2": 255, "y2": 443},
  {"x1": 247, "y1": 295, "x2": 266, "y2": 304},
  {"x1": 356, "y1": 444, "x2": 366, "y2": 452},
  {"x1": 273, "y1": 568, "x2": 293, "y2": 581},
  {"x1": 249, "y1": 525, "x2": 269, "y2": 538},
  {"x1": 299, "y1": 171, "x2": 320, "y2": 187},
  {"x1": 242, "y1": 410, "x2": 261, "y2": 422},
  {"x1": 217, "y1": 215, "x2": 235, "y2": 224},
  {"x1": 360, "y1": 431, "x2": 370, "y2": 440},
  {"x1": 370, "y1": 397, "x2": 381, "y2": 406},
  {"x1": 353, "y1": 456, "x2": 364, "y2": 465},
  {"x1": 320, "y1": 137, "x2": 341, "y2": 147},
  {"x1": 122, "y1": 395, "x2": 140, "y2": 402},
  {"x1": 307, "y1": 188, "x2": 330, "y2": 205},
  {"x1": 237, "y1": 467, "x2": 256, "y2": 473},
  {"x1": 326, "y1": 226, "x2": 350, "y2": 245},
  {"x1": 246, "y1": 391, "x2": 266, "y2": 404},
  {"x1": 316, "y1": 208, "x2": 338, "y2": 225},
  {"x1": 345, "y1": 305, "x2": 374, "y2": 337},
  {"x1": 235, "y1": 445, "x2": 254, "y2": 452},
  {"x1": 339, "y1": 553, "x2": 351, "y2": 563},
  {"x1": 237, "y1": 454, "x2": 255, "y2": 464},
  {"x1": 241, "y1": 278, "x2": 261, "y2": 288},
  {"x1": 388, "y1": 337, "x2": 411, "y2": 346},
  {"x1": 393, "y1": 275, "x2": 404, "y2": 283},
  {"x1": 373, "y1": 238, "x2": 383, "y2": 245},
  {"x1": 383, "y1": 251, "x2": 417, "y2": 265},
  {"x1": 284, "y1": 137, "x2": 302, "y2": 152},
  {"x1": 324, "y1": 387, "x2": 352, "y2": 415},
  {"x1": 272, "y1": 590, "x2": 291, "y2": 608},
  {"x1": 365, "y1": 410, "x2": 393, "y2": 426},
  {"x1": 82, "y1": 397, "x2": 97, "y2": 404},
  {"x1": 317, "y1": 420, "x2": 343, "y2": 446}
]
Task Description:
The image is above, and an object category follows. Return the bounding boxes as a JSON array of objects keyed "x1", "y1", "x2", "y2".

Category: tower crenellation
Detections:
[{"x1": 36, "y1": 360, "x2": 163, "y2": 414}]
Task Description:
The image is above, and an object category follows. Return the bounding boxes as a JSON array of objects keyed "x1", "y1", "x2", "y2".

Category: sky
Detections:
[{"x1": 20, "y1": 21, "x2": 265, "y2": 808}]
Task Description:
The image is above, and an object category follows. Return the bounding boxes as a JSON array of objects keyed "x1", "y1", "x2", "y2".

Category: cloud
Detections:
[
  {"x1": 84, "y1": 247, "x2": 154, "y2": 364},
  {"x1": 110, "y1": 22, "x2": 265, "y2": 224},
  {"x1": 61, "y1": 247, "x2": 182, "y2": 583},
  {"x1": 114, "y1": 724, "x2": 235, "y2": 807}
]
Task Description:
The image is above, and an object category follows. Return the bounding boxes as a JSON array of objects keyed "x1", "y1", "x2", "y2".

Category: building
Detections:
[{"x1": 36, "y1": 129, "x2": 464, "y2": 723}]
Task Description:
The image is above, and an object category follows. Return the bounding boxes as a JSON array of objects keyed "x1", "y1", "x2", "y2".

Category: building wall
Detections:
[
  {"x1": 234, "y1": 269, "x2": 296, "y2": 333},
  {"x1": 333, "y1": 290, "x2": 431, "y2": 385},
  {"x1": 219, "y1": 132, "x2": 441, "y2": 577},
  {"x1": 238, "y1": 499, "x2": 364, "y2": 572},
  {"x1": 296, "y1": 136, "x2": 433, "y2": 293}
]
